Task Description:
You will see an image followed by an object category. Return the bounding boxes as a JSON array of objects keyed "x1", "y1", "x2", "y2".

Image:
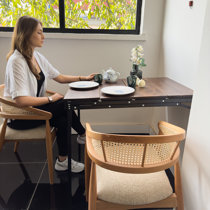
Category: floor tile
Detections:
[
  {"x1": 29, "y1": 170, "x2": 87, "y2": 210},
  {"x1": 0, "y1": 141, "x2": 47, "y2": 163},
  {"x1": 29, "y1": 149, "x2": 86, "y2": 210},
  {"x1": 0, "y1": 163, "x2": 44, "y2": 210}
]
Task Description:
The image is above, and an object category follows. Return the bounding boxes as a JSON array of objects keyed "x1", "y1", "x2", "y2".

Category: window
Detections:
[{"x1": 0, "y1": 0, "x2": 142, "y2": 34}]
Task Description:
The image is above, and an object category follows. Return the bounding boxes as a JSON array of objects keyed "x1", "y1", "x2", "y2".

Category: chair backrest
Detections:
[
  {"x1": 0, "y1": 84, "x2": 51, "y2": 119},
  {"x1": 86, "y1": 121, "x2": 185, "y2": 173},
  {"x1": 0, "y1": 84, "x2": 4, "y2": 98},
  {"x1": 0, "y1": 84, "x2": 34, "y2": 115}
]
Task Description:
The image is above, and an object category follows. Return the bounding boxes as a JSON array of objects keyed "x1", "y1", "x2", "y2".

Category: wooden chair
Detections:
[
  {"x1": 85, "y1": 121, "x2": 185, "y2": 210},
  {"x1": 0, "y1": 84, "x2": 56, "y2": 184}
]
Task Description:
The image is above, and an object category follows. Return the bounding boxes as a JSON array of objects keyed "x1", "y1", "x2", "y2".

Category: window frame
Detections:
[{"x1": 0, "y1": 0, "x2": 142, "y2": 35}]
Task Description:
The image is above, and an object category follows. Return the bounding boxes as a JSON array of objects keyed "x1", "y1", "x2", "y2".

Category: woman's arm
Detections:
[
  {"x1": 53, "y1": 73, "x2": 96, "y2": 83},
  {"x1": 14, "y1": 93, "x2": 64, "y2": 107}
]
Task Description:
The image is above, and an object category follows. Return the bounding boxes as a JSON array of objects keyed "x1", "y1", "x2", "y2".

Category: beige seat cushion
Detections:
[
  {"x1": 96, "y1": 165, "x2": 173, "y2": 205},
  {"x1": 0, "y1": 124, "x2": 46, "y2": 140}
]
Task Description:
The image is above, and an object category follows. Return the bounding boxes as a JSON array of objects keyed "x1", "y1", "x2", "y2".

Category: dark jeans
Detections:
[{"x1": 8, "y1": 99, "x2": 85, "y2": 156}]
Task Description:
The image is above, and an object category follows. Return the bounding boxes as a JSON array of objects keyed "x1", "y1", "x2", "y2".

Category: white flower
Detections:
[
  {"x1": 137, "y1": 45, "x2": 143, "y2": 52},
  {"x1": 130, "y1": 44, "x2": 146, "y2": 67}
]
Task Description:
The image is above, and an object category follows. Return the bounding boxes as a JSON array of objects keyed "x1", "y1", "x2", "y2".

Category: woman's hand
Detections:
[
  {"x1": 51, "y1": 93, "x2": 64, "y2": 102},
  {"x1": 84, "y1": 73, "x2": 97, "y2": 81}
]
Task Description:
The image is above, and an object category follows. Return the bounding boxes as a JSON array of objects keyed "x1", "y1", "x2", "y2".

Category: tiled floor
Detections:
[
  {"x1": 0, "y1": 135, "x2": 86, "y2": 210},
  {"x1": 0, "y1": 135, "x2": 173, "y2": 210}
]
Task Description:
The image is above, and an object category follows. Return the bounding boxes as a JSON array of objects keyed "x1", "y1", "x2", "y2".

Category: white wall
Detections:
[
  {"x1": 159, "y1": 0, "x2": 208, "y2": 156},
  {"x1": 160, "y1": 0, "x2": 207, "y2": 89},
  {"x1": 0, "y1": 0, "x2": 166, "y2": 132},
  {"x1": 161, "y1": 0, "x2": 210, "y2": 209},
  {"x1": 181, "y1": 1, "x2": 210, "y2": 209}
]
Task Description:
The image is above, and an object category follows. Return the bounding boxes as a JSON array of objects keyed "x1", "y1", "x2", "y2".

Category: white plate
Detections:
[
  {"x1": 101, "y1": 86, "x2": 135, "y2": 96},
  {"x1": 69, "y1": 81, "x2": 99, "y2": 89}
]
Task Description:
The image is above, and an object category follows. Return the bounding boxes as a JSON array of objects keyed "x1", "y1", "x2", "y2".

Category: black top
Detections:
[{"x1": 36, "y1": 71, "x2": 45, "y2": 97}]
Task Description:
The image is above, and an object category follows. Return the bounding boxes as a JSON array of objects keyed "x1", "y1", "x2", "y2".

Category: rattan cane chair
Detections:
[
  {"x1": 0, "y1": 84, "x2": 56, "y2": 184},
  {"x1": 85, "y1": 121, "x2": 185, "y2": 210}
]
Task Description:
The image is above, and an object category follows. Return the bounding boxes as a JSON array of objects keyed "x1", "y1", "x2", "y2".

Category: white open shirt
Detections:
[{"x1": 4, "y1": 50, "x2": 60, "y2": 99}]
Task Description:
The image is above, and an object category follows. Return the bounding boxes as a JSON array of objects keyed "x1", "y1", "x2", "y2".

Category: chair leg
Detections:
[
  {"x1": 45, "y1": 120, "x2": 54, "y2": 185},
  {"x1": 85, "y1": 144, "x2": 91, "y2": 201},
  {"x1": 14, "y1": 141, "x2": 19, "y2": 152},
  {"x1": 175, "y1": 161, "x2": 184, "y2": 210},
  {"x1": 88, "y1": 162, "x2": 97, "y2": 210},
  {"x1": 0, "y1": 119, "x2": 7, "y2": 151}
]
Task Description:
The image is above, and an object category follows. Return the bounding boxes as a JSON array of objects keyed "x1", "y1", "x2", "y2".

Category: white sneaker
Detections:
[
  {"x1": 71, "y1": 159, "x2": 84, "y2": 173},
  {"x1": 55, "y1": 158, "x2": 84, "y2": 173},
  {"x1": 77, "y1": 134, "x2": 86, "y2": 144}
]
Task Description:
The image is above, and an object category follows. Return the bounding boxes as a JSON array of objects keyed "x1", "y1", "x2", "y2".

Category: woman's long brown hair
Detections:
[{"x1": 7, "y1": 16, "x2": 42, "y2": 79}]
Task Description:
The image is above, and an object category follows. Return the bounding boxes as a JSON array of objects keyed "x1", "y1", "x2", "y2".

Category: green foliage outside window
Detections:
[
  {"x1": 65, "y1": 0, "x2": 137, "y2": 30},
  {"x1": 0, "y1": 0, "x2": 59, "y2": 28},
  {"x1": 0, "y1": 0, "x2": 138, "y2": 31}
]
